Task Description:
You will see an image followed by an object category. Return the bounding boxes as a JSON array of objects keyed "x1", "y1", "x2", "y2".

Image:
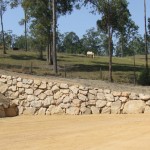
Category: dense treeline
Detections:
[{"x1": 0, "y1": 0, "x2": 149, "y2": 84}]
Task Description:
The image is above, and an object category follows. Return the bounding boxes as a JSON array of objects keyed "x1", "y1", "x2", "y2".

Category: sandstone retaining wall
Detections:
[{"x1": 0, "y1": 74, "x2": 150, "y2": 115}]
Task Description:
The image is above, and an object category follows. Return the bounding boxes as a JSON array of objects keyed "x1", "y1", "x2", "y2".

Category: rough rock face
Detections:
[
  {"x1": 0, "y1": 93, "x2": 18, "y2": 117},
  {"x1": 123, "y1": 100, "x2": 146, "y2": 114},
  {"x1": 0, "y1": 74, "x2": 150, "y2": 116}
]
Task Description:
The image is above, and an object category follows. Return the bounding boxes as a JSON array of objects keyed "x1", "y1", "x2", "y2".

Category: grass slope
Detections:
[{"x1": 0, "y1": 50, "x2": 149, "y2": 84}]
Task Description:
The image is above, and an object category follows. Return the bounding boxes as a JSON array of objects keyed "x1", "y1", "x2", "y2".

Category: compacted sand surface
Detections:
[{"x1": 1, "y1": 115, "x2": 150, "y2": 150}]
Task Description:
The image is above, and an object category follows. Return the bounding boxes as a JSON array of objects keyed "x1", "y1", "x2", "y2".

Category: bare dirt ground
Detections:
[
  {"x1": 0, "y1": 69, "x2": 150, "y2": 94},
  {"x1": 1, "y1": 115, "x2": 150, "y2": 150}
]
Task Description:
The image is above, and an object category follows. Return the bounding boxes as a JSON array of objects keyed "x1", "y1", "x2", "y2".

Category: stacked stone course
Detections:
[{"x1": 0, "y1": 74, "x2": 150, "y2": 116}]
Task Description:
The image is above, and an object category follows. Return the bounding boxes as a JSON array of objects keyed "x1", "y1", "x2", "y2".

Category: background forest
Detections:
[{"x1": 0, "y1": 0, "x2": 150, "y2": 85}]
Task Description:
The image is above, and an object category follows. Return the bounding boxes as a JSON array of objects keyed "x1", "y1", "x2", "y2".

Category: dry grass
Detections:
[{"x1": 0, "y1": 50, "x2": 149, "y2": 84}]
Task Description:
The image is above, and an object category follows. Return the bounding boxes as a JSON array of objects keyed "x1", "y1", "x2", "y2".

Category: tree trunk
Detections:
[
  {"x1": 52, "y1": 0, "x2": 57, "y2": 74},
  {"x1": 108, "y1": 0, "x2": 113, "y2": 82},
  {"x1": 50, "y1": 39, "x2": 53, "y2": 65},
  {"x1": 144, "y1": 0, "x2": 148, "y2": 70},
  {"x1": 24, "y1": 9, "x2": 28, "y2": 51},
  {"x1": 121, "y1": 35, "x2": 124, "y2": 57},
  {"x1": 47, "y1": 0, "x2": 53, "y2": 65},
  {"x1": 0, "y1": 9, "x2": 6, "y2": 54}
]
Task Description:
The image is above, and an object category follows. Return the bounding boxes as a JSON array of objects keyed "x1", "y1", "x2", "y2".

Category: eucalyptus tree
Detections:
[
  {"x1": 116, "y1": 19, "x2": 139, "y2": 57},
  {"x1": 63, "y1": 32, "x2": 80, "y2": 54},
  {"x1": 10, "y1": 0, "x2": 30, "y2": 52},
  {"x1": 0, "y1": 0, "x2": 9, "y2": 54},
  {"x1": 81, "y1": 27, "x2": 104, "y2": 55},
  {"x1": 82, "y1": 0, "x2": 133, "y2": 82},
  {"x1": 148, "y1": 18, "x2": 150, "y2": 34}
]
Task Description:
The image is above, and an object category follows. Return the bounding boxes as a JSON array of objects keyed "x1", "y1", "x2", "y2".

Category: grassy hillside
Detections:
[{"x1": 0, "y1": 50, "x2": 149, "y2": 84}]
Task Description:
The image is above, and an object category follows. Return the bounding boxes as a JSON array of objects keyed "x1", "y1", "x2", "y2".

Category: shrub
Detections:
[{"x1": 138, "y1": 69, "x2": 150, "y2": 86}]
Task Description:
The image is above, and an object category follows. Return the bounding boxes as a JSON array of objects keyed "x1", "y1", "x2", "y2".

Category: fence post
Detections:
[
  {"x1": 64, "y1": 65, "x2": 66, "y2": 78},
  {"x1": 100, "y1": 67, "x2": 102, "y2": 80},
  {"x1": 30, "y1": 62, "x2": 33, "y2": 74}
]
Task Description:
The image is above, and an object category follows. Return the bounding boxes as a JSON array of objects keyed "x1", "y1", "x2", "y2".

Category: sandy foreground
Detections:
[{"x1": 1, "y1": 115, "x2": 150, "y2": 150}]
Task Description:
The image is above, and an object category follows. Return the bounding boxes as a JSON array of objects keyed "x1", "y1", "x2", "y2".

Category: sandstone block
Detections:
[
  {"x1": 146, "y1": 100, "x2": 150, "y2": 106},
  {"x1": 123, "y1": 100, "x2": 146, "y2": 114},
  {"x1": 18, "y1": 106, "x2": 24, "y2": 115},
  {"x1": 0, "y1": 83, "x2": 8, "y2": 94},
  {"x1": 101, "y1": 107, "x2": 111, "y2": 114},
  {"x1": 112, "y1": 91, "x2": 122, "y2": 97},
  {"x1": 60, "y1": 103, "x2": 70, "y2": 109},
  {"x1": 111, "y1": 101, "x2": 122, "y2": 114},
  {"x1": 79, "y1": 90, "x2": 88, "y2": 95},
  {"x1": 34, "y1": 89, "x2": 43, "y2": 96},
  {"x1": 39, "y1": 82, "x2": 47, "y2": 89},
  {"x1": 139, "y1": 94, "x2": 150, "y2": 101},
  {"x1": 104, "y1": 89, "x2": 111, "y2": 94},
  {"x1": 44, "y1": 90, "x2": 53, "y2": 96},
  {"x1": 54, "y1": 91, "x2": 63, "y2": 100},
  {"x1": 119, "y1": 97, "x2": 127, "y2": 103},
  {"x1": 27, "y1": 95, "x2": 35, "y2": 102},
  {"x1": 129, "y1": 93, "x2": 139, "y2": 100},
  {"x1": 66, "y1": 107, "x2": 79, "y2": 115},
  {"x1": 78, "y1": 94, "x2": 87, "y2": 101},
  {"x1": 88, "y1": 93, "x2": 95, "y2": 100},
  {"x1": 5, "y1": 107, "x2": 18, "y2": 117},
  {"x1": 63, "y1": 96, "x2": 71, "y2": 103},
  {"x1": 69, "y1": 86, "x2": 79, "y2": 94},
  {"x1": 9, "y1": 86, "x2": 17, "y2": 92},
  {"x1": 51, "y1": 85, "x2": 60, "y2": 93},
  {"x1": 89, "y1": 90, "x2": 97, "y2": 95},
  {"x1": 105, "y1": 94, "x2": 114, "y2": 102},
  {"x1": 43, "y1": 96, "x2": 53, "y2": 107},
  {"x1": 60, "y1": 83, "x2": 69, "y2": 89},
  {"x1": 23, "y1": 107, "x2": 36, "y2": 115},
  {"x1": 16, "y1": 77, "x2": 22, "y2": 82},
  {"x1": 91, "y1": 106, "x2": 100, "y2": 114},
  {"x1": 96, "y1": 100, "x2": 107, "y2": 108},
  {"x1": 72, "y1": 99, "x2": 81, "y2": 107},
  {"x1": 51, "y1": 106, "x2": 64, "y2": 115},
  {"x1": 17, "y1": 82, "x2": 23, "y2": 88},
  {"x1": 80, "y1": 107, "x2": 91, "y2": 115},
  {"x1": 38, "y1": 93, "x2": 47, "y2": 100},
  {"x1": 0, "y1": 106, "x2": 5, "y2": 117},
  {"x1": 121, "y1": 92, "x2": 130, "y2": 97},
  {"x1": 88, "y1": 100, "x2": 96, "y2": 106},
  {"x1": 144, "y1": 106, "x2": 150, "y2": 114},
  {"x1": 33, "y1": 101, "x2": 43, "y2": 109},
  {"x1": 34, "y1": 80, "x2": 41, "y2": 86},
  {"x1": 38, "y1": 108, "x2": 46, "y2": 115},
  {"x1": 97, "y1": 93, "x2": 105, "y2": 100},
  {"x1": 25, "y1": 89, "x2": 33, "y2": 95}
]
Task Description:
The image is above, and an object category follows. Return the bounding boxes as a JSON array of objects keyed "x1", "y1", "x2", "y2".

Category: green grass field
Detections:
[{"x1": 0, "y1": 50, "x2": 149, "y2": 84}]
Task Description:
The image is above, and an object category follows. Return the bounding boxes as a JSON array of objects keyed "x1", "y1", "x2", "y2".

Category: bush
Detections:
[{"x1": 138, "y1": 69, "x2": 150, "y2": 86}]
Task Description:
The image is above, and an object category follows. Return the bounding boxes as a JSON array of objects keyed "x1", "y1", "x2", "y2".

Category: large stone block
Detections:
[
  {"x1": 96, "y1": 100, "x2": 106, "y2": 108},
  {"x1": 0, "y1": 83, "x2": 8, "y2": 94},
  {"x1": 60, "y1": 83, "x2": 69, "y2": 89},
  {"x1": 0, "y1": 106, "x2": 5, "y2": 117},
  {"x1": 0, "y1": 93, "x2": 10, "y2": 108},
  {"x1": 66, "y1": 107, "x2": 80, "y2": 115},
  {"x1": 23, "y1": 107, "x2": 36, "y2": 115},
  {"x1": 111, "y1": 101, "x2": 122, "y2": 114},
  {"x1": 123, "y1": 100, "x2": 146, "y2": 114},
  {"x1": 5, "y1": 107, "x2": 18, "y2": 117},
  {"x1": 144, "y1": 106, "x2": 150, "y2": 114},
  {"x1": 97, "y1": 93, "x2": 105, "y2": 100},
  {"x1": 91, "y1": 106, "x2": 100, "y2": 114},
  {"x1": 69, "y1": 86, "x2": 79, "y2": 94},
  {"x1": 101, "y1": 107, "x2": 111, "y2": 114},
  {"x1": 105, "y1": 94, "x2": 114, "y2": 102}
]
